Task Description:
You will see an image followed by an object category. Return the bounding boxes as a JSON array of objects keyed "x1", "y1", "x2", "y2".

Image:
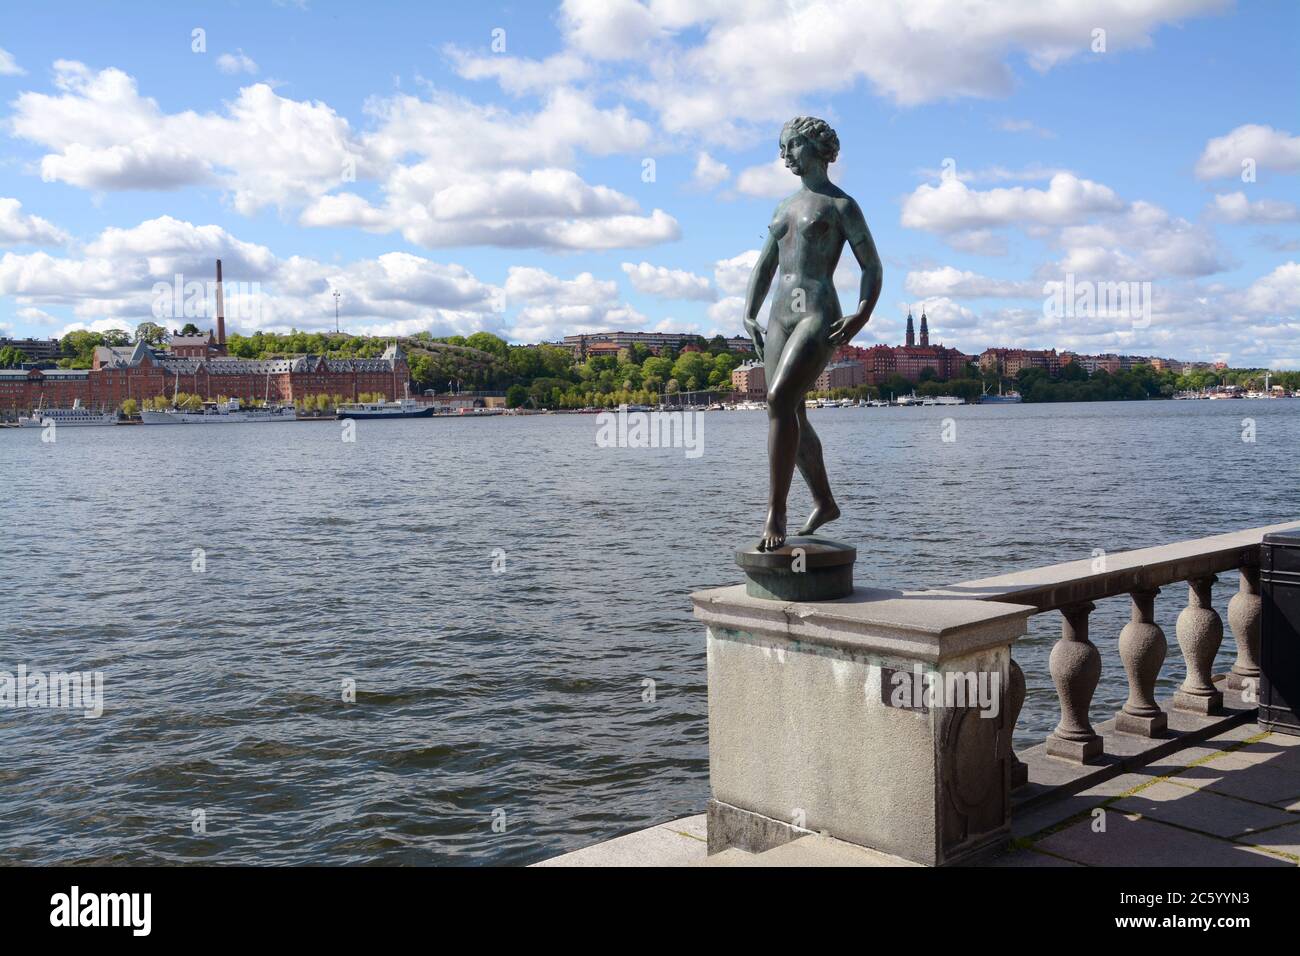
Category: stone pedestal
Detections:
[{"x1": 692, "y1": 584, "x2": 1032, "y2": 867}]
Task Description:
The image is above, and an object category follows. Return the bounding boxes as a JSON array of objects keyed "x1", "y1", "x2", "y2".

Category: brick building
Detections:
[
  {"x1": 833, "y1": 312, "x2": 971, "y2": 385},
  {"x1": 581, "y1": 341, "x2": 624, "y2": 359},
  {"x1": 979, "y1": 347, "x2": 1063, "y2": 378},
  {"x1": 169, "y1": 330, "x2": 226, "y2": 360},
  {"x1": 0, "y1": 340, "x2": 411, "y2": 415},
  {"x1": 815, "y1": 360, "x2": 865, "y2": 392},
  {"x1": 731, "y1": 361, "x2": 766, "y2": 401},
  {"x1": 1061, "y1": 352, "x2": 1169, "y2": 374}
]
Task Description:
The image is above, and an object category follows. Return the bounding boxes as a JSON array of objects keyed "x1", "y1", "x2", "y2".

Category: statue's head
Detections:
[{"x1": 780, "y1": 116, "x2": 840, "y2": 176}]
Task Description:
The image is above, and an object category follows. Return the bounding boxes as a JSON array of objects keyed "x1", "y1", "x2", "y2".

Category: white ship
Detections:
[
  {"x1": 140, "y1": 398, "x2": 297, "y2": 424},
  {"x1": 17, "y1": 399, "x2": 118, "y2": 427},
  {"x1": 334, "y1": 398, "x2": 434, "y2": 420}
]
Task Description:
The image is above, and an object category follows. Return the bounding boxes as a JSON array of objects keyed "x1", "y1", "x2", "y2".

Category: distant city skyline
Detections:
[
  {"x1": 0, "y1": 315, "x2": 1272, "y2": 373},
  {"x1": 0, "y1": 1, "x2": 1297, "y2": 367}
]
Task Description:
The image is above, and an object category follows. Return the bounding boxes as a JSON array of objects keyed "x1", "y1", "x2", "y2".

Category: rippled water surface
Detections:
[{"x1": 1, "y1": 400, "x2": 1296, "y2": 865}]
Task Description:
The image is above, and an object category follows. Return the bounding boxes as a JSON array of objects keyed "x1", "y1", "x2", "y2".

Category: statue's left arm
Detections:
[{"x1": 830, "y1": 198, "x2": 883, "y2": 347}]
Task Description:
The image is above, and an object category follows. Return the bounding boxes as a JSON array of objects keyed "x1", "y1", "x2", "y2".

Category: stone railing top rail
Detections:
[
  {"x1": 692, "y1": 584, "x2": 1033, "y2": 663},
  {"x1": 928, "y1": 520, "x2": 1300, "y2": 613}
]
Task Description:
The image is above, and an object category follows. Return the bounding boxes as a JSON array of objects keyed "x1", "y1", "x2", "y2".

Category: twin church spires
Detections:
[{"x1": 904, "y1": 309, "x2": 929, "y2": 348}]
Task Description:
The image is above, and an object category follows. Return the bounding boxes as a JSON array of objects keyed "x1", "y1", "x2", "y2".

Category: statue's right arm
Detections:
[{"x1": 743, "y1": 229, "x2": 780, "y2": 360}]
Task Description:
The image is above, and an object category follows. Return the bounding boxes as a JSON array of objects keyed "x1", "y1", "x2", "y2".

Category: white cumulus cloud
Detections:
[
  {"x1": 902, "y1": 173, "x2": 1125, "y2": 233},
  {"x1": 1195, "y1": 124, "x2": 1300, "y2": 180},
  {"x1": 1205, "y1": 191, "x2": 1300, "y2": 223},
  {"x1": 0, "y1": 47, "x2": 25, "y2": 76},
  {"x1": 216, "y1": 50, "x2": 259, "y2": 75},
  {"x1": 691, "y1": 152, "x2": 730, "y2": 190},
  {"x1": 905, "y1": 267, "x2": 1037, "y2": 299},
  {"x1": 0, "y1": 198, "x2": 69, "y2": 246},
  {"x1": 621, "y1": 261, "x2": 714, "y2": 300}
]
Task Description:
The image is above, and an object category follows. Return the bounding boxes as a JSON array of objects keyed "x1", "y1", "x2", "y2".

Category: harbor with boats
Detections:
[
  {"x1": 1176, "y1": 380, "x2": 1295, "y2": 400},
  {"x1": 11, "y1": 383, "x2": 1300, "y2": 428}
]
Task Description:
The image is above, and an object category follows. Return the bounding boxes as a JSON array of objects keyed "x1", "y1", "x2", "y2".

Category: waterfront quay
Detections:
[
  {"x1": 540, "y1": 522, "x2": 1300, "y2": 867},
  {"x1": 0, "y1": 338, "x2": 412, "y2": 416},
  {"x1": 538, "y1": 725, "x2": 1300, "y2": 867}
]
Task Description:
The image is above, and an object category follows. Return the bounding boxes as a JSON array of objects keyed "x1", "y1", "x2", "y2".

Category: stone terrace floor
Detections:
[{"x1": 535, "y1": 725, "x2": 1300, "y2": 867}]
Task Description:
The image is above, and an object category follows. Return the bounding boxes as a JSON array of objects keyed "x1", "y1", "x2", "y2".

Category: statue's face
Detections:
[{"x1": 780, "y1": 131, "x2": 818, "y2": 176}]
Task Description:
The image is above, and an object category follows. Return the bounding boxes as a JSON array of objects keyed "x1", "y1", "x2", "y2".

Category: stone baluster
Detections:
[
  {"x1": 1172, "y1": 575, "x2": 1224, "y2": 714},
  {"x1": 1115, "y1": 588, "x2": 1168, "y2": 736},
  {"x1": 1225, "y1": 567, "x2": 1261, "y2": 695},
  {"x1": 1007, "y1": 658, "x2": 1028, "y2": 789},
  {"x1": 1046, "y1": 602, "x2": 1103, "y2": 762}
]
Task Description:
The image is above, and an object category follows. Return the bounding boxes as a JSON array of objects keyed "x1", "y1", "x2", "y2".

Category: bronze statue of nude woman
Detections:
[{"x1": 743, "y1": 116, "x2": 883, "y2": 552}]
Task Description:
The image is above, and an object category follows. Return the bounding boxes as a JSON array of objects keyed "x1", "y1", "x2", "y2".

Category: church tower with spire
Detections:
[
  {"x1": 905, "y1": 310, "x2": 915, "y2": 347},
  {"x1": 920, "y1": 310, "x2": 930, "y2": 347}
]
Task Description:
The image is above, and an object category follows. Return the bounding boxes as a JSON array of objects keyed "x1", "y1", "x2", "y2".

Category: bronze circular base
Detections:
[{"x1": 734, "y1": 536, "x2": 856, "y2": 601}]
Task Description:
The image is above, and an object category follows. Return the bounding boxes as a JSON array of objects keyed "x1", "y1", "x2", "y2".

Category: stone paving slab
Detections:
[
  {"x1": 1010, "y1": 767, "x2": 1173, "y2": 840},
  {"x1": 985, "y1": 848, "x2": 1083, "y2": 867},
  {"x1": 1176, "y1": 761, "x2": 1300, "y2": 805},
  {"x1": 1020, "y1": 813, "x2": 1290, "y2": 867},
  {"x1": 996, "y1": 728, "x2": 1300, "y2": 867},
  {"x1": 531, "y1": 815, "x2": 706, "y2": 867},
  {"x1": 1239, "y1": 821, "x2": 1300, "y2": 860},
  {"x1": 1110, "y1": 780, "x2": 1295, "y2": 839}
]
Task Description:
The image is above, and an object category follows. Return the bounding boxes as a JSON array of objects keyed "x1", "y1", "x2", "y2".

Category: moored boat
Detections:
[
  {"x1": 335, "y1": 398, "x2": 435, "y2": 419},
  {"x1": 141, "y1": 398, "x2": 297, "y2": 424},
  {"x1": 980, "y1": 383, "x2": 1023, "y2": 404},
  {"x1": 17, "y1": 399, "x2": 118, "y2": 427}
]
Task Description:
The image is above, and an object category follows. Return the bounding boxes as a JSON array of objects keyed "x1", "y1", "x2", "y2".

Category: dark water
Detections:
[{"x1": 0, "y1": 400, "x2": 1296, "y2": 865}]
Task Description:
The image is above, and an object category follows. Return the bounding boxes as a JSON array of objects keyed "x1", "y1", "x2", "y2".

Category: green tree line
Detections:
[{"x1": 46, "y1": 326, "x2": 1300, "y2": 409}]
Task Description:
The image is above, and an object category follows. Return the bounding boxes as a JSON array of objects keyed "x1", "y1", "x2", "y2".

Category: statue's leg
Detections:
[
  {"x1": 760, "y1": 316, "x2": 830, "y2": 551},
  {"x1": 795, "y1": 406, "x2": 840, "y2": 535}
]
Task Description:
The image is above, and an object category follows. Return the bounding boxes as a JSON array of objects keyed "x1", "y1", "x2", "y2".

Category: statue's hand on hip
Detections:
[
  {"x1": 829, "y1": 302, "x2": 870, "y2": 347},
  {"x1": 744, "y1": 319, "x2": 766, "y2": 361}
]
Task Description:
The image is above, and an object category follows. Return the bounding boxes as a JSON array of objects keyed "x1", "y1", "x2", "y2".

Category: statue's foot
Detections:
[
  {"x1": 758, "y1": 510, "x2": 787, "y2": 552},
  {"x1": 797, "y1": 500, "x2": 841, "y2": 536}
]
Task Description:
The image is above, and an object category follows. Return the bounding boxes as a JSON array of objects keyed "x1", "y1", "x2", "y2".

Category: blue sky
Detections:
[{"x1": 0, "y1": 0, "x2": 1297, "y2": 365}]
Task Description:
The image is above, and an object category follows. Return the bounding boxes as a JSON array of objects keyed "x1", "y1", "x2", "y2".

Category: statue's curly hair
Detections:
[{"x1": 780, "y1": 116, "x2": 840, "y2": 164}]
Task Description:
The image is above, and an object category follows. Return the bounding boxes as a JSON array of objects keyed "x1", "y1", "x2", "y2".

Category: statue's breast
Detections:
[{"x1": 796, "y1": 199, "x2": 839, "y2": 238}]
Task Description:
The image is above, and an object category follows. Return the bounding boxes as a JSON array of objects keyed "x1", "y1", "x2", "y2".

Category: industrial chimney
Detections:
[{"x1": 215, "y1": 258, "x2": 227, "y2": 353}]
